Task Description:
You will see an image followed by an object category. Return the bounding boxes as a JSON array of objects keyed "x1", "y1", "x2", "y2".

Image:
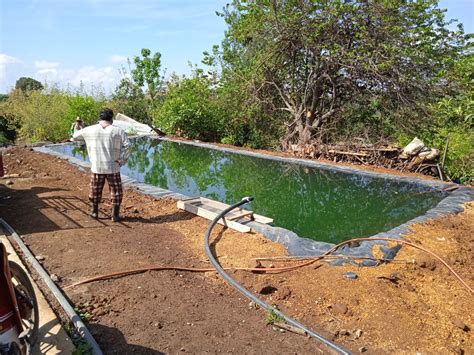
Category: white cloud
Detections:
[
  {"x1": 109, "y1": 54, "x2": 128, "y2": 64},
  {"x1": 34, "y1": 60, "x2": 60, "y2": 69},
  {"x1": 37, "y1": 68, "x2": 58, "y2": 76},
  {"x1": 0, "y1": 54, "x2": 22, "y2": 91},
  {"x1": 70, "y1": 65, "x2": 117, "y2": 86},
  {"x1": 0, "y1": 54, "x2": 21, "y2": 65}
]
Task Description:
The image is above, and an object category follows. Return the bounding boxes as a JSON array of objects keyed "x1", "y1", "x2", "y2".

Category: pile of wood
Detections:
[{"x1": 290, "y1": 138, "x2": 444, "y2": 179}]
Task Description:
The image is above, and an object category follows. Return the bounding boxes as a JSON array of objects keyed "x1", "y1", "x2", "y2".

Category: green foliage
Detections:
[
  {"x1": 62, "y1": 321, "x2": 92, "y2": 355},
  {"x1": 65, "y1": 89, "x2": 106, "y2": 126},
  {"x1": 0, "y1": 115, "x2": 17, "y2": 144},
  {"x1": 2, "y1": 87, "x2": 68, "y2": 142},
  {"x1": 154, "y1": 70, "x2": 222, "y2": 141},
  {"x1": 427, "y1": 128, "x2": 472, "y2": 183},
  {"x1": 111, "y1": 76, "x2": 148, "y2": 122},
  {"x1": 266, "y1": 309, "x2": 284, "y2": 325},
  {"x1": 15, "y1": 77, "x2": 44, "y2": 92},
  {"x1": 132, "y1": 48, "x2": 164, "y2": 104},
  {"x1": 0, "y1": 84, "x2": 109, "y2": 143},
  {"x1": 216, "y1": 0, "x2": 469, "y2": 148},
  {"x1": 112, "y1": 49, "x2": 166, "y2": 126},
  {"x1": 422, "y1": 53, "x2": 474, "y2": 183}
]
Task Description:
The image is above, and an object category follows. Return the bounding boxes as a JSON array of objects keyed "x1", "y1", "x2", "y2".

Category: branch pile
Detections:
[{"x1": 290, "y1": 137, "x2": 444, "y2": 179}]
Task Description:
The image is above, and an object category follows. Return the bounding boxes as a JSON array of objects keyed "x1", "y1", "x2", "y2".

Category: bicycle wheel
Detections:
[{"x1": 9, "y1": 261, "x2": 39, "y2": 348}]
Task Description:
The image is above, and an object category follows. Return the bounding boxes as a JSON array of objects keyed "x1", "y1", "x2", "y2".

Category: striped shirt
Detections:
[{"x1": 73, "y1": 121, "x2": 132, "y2": 174}]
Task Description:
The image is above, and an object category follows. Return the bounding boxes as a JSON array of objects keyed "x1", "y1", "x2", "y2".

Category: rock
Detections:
[
  {"x1": 275, "y1": 286, "x2": 291, "y2": 301},
  {"x1": 339, "y1": 329, "x2": 350, "y2": 336},
  {"x1": 452, "y1": 319, "x2": 469, "y2": 331},
  {"x1": 50, "y1": 274, "x2": 60, "y2": 282},
  {"x1": 355, "y1": 329, "x2": 363, "y2": 338},
  {"x1": 417, "y1": 258, "x2": 437, "y2": 271},
  {"x1": 36, "y1": 255, "x2": 45, "y2": 261},
  {"x1": 358, "y1": 346, "x2": 367, "y2": 353},
  {"x1": 91, "y1": 308, "x2": 104, "y2": 316},
  {"x1": 333, "y1": 303, "x2": 348, "y2": 315},
  {"x1": 5, "y1": 180, "x2": 13, "y2": 185},
  {"x1": 343, "y1": 271, "x2": 358, "y2": 280},
  {"x1": 133, "y1": 207, "x2": 139, "y2": 213}
]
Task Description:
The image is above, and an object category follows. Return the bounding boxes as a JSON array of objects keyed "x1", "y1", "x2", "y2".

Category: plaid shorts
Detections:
[{"x1": 89, "y1": 173, "x2": 123, "y2": 206}]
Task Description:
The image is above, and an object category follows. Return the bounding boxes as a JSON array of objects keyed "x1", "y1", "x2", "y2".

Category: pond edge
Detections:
[{"x1": 35, "y1": 138, "x2": 474, "y2": 266}]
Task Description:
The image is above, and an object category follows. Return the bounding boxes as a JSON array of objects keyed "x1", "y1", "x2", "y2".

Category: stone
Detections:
[
  {"x1": 275, "y1": 286, "x2": 291, "y2": 301},
  {"x1": 355, "y1": 329, "x2": 363, "y2": 338},
  {"x1": 359, "y1": 346, "x2": 367, "y2": 353},
  {"x1": 333, "y1": 303, "x2": 348, "y2": 315},
  {"x1": 5, "y1": 180, "x2": 13, "y2": 185},
  {"x1": 36, "y1": 255, "x2": 45, "y2": 261},
  {"x1": 339, "y1": 329, "x2": 350, "y2": 336},
  {"x1": 343, "y1": 271, "x2": 358, "y2": 280},
  {"x1": 50, "y1": 274, "x2": 60, "y2": 282},
  {"x1": 452, "y1": 319, "x2": 469, "y2": 331}
]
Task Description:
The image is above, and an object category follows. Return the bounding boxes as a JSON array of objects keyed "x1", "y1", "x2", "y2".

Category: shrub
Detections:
[
  {"x1": 2, "y1": 88, "x2": 68, "y2": 142},
  {"x1": 154, "y1": 72, "x2": 222, "y2": 141}
]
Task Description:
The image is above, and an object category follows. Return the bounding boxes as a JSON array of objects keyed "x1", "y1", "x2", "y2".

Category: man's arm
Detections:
[
  {"x1": 119, "y1": 131, "x2": 132, "y2": 165},
  {"x1": 72, "y1": 128, "x2": 85, "y2": 141}
]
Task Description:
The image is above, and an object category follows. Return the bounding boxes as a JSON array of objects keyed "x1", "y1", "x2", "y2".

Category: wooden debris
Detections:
[
  {"x1": 273, "y1": 322, "x2": 308, "y2": 336},
  {"x1": 177, "y1": 197, "x2": 273, "y2": 233}
]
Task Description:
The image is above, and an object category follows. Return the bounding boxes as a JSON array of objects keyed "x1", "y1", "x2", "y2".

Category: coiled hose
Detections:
[{"x1": 204, "y1": 197, "x2": 351, "y2": 355}]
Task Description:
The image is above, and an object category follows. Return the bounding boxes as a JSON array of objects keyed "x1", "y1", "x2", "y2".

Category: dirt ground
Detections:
[{"x1": 0, "y1": 146, "x2": 472, "y2": 354}]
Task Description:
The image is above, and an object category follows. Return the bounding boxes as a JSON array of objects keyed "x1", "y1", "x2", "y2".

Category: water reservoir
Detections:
[{"x1": 49, "y1": 137, "x2": 446, "y2": 244}]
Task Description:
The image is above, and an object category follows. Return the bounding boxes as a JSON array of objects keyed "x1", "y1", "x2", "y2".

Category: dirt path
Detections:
[{"x1": 0, "y1": 146, "x2": 472, "y2": 354}]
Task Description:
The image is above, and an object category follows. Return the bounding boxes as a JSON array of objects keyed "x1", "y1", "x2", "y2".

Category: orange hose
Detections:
[{"x1": 64, "y1": 237, "x2": 473, "y2": 294}]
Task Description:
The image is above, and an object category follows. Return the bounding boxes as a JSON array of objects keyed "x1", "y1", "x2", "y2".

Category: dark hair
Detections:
[{"x1": 99, "y1": 108, "x2": 114, "y2": 122}]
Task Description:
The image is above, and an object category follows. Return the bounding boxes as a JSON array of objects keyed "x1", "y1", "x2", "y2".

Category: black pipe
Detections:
[{"x1": 204, "y1": 197, "x2": 351, "y2": 355}]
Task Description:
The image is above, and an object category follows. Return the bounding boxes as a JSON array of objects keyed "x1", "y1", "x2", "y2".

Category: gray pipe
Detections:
[
  {"x1": 0, "y1": 218, "x2": 103, "y2": 355},
  {"x1": 204, "y1": 197, "x2": 351, "y2": 355}
]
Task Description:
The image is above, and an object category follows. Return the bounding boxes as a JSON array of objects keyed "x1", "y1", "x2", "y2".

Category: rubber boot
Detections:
[
  {"x1": 111, "y1": 205, "x2": 121, "y2": 222},
  {"x1": 89, "y1": 203, "x2": 99, "y2": 219}
]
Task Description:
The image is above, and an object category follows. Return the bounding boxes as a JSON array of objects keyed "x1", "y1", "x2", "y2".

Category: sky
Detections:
[{"x1": 0, "y1": 0, "x2": 473, "y2": 95}]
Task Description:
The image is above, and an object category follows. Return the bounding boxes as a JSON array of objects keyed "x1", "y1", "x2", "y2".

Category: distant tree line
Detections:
[{"x1": 0, "y1": 0, "x2": 472, "y2": 182}]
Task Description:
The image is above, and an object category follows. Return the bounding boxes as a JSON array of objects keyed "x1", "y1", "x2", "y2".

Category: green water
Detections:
[{"x1": 53, "y1": 137, "x2": 445, "y2": 243}]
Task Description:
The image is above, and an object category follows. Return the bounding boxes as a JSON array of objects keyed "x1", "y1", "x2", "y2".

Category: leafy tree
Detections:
[
  {"x1": 422, "y1": 53, "x2": 474, "y2": 182},
  {"x1": 65, "y1": 89, "x2": 107, "y2": 126},
  {"x1": 112, "y1": 49, "x2": 166, "y2": 134},
  {"x1": 217, "y1": 0, "x2": 469, "y2": 149},
  {"x1": 132, "y1": 48, "x2": 165, "y2": 106},
  {"x1": 112, "y1": 74, "x2": 148, "y2": 123},
  {"x1": 154, "y1": 69, "x2": 222, "y2": 141},
  {"x1": 15, "y1": 77, "x2": 44, "y2": 92}
]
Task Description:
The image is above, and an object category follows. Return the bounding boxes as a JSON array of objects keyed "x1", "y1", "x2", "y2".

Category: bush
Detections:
[
  {"x1": 423, "y1": 127, "x2": 473, "y2": 184},
  {"x1": 2, "y1": 88, "x2": 68, "y2": 142},
  {"x1": 154, "y1": 72, "x2": 222, "y2": 141},
  {"x1": 65, "y1": 88, "x2": 107, "y2": 126}
]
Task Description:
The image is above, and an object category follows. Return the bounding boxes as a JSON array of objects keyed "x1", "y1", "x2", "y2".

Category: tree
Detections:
[
  {"x1": 15, "y1": 77, "x2": 44, "y2": 92},
  {"x1": 217, "y1": 0, "x2": 469, "y2": 149},
  {"x1": 155, "y1": 70, "x2": 222, "y2": 141},
  {"x1": 112, "y1": 49, "x2": 166, "y2": 135}
]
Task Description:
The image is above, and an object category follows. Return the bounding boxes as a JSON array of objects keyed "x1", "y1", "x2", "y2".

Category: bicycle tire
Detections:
[{"x1": 8, "y1": 261, "x2": 40, "y2": 348}]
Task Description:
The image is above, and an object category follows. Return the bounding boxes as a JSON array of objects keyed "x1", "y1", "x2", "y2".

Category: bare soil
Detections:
[{"x1": 0, "y1": 146, "x2": 472, "y2": 354}]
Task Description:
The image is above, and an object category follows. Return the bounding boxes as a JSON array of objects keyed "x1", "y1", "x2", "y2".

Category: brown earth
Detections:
[{"x1": 0, "y1": 146, "x2": 472, "y2": 354}]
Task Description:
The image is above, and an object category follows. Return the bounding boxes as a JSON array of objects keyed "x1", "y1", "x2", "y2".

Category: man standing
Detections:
[{"x1": 73, "y1": 108, "x2": 131, "y2": 222}]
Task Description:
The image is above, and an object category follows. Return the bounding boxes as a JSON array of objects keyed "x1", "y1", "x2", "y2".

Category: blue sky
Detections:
[{"x1": 0, "y1": 0, "x2": 472, "y2": 94}]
